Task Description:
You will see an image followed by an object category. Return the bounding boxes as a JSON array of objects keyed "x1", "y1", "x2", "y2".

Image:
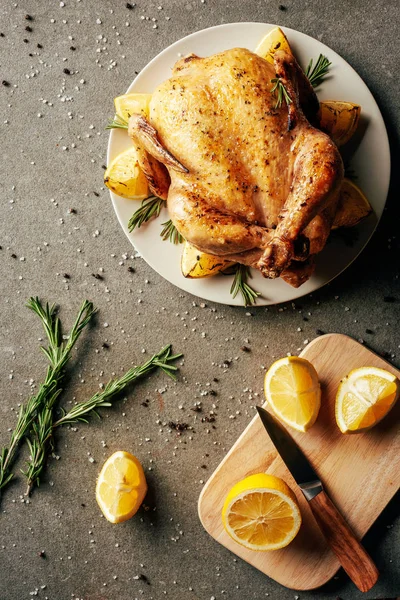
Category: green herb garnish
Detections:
[
  {"x1": 270, "y1": 77, "x2": 292, "y2": 109},
  {"x1": 306, "y1": 54, "x2": 331, "y2": 88},
  {"x1": 128, "y1": 196, "x2": 164, "y2": 232},
  {"x1": 106, "y1": 114, "x2": 129, "y2": 130},
  {"x1": 53, "y1": 345, "x2": 182, "y2": 428},
  {"x1": 230, "y1": 265, "x2": 261, "y2": 307},
  {"x1": 24, "y1": 298, "x2": 96, "y2": 494},
  {"x1": 0, "y1": 298, "x2": 95, "y2": 497},
  {"x1": 128, "y1": 197, "x2": 183, "y2": 245},
  {"x1": 160, "y1": 219, "x2": 184, "y2": 244}
]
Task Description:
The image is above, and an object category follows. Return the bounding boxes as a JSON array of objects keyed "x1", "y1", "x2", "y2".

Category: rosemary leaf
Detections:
[
  {"x1": 23, "y1": 298, "x2": 96, "y2": 495},
  {"x1": 106, "y1": 114, "x2": 129, "y2": 130},
  {"x1": 128, "y1": 196, "x2": 164, "y2": 232},
  {"x1": 160, "y1": 219, "x2": 184, "y2": 244},
  {"x1": 230, "y1": 265, "x2": 261, "y2": 307},
  {"x1": 53, "y1": 345, "x2": 182, "y2": 428},
  {"x1": 270, "y1": 77, "x2": 292, "y2": 109},
  {"x1": 305, "y1": 54, "x2": 331, "y2": 88}
]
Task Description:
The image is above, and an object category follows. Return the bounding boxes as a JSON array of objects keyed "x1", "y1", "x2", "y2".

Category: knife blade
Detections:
[
  {"x1": 256, "y1": 405, "x2": 379, "y2": 593},
  {"x1": 256, "y1": 405, "x2": 323, "y2": 501}
]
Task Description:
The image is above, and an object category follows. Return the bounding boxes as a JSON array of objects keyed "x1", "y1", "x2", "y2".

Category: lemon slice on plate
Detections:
[
  {"x1": 319, "y1": 100, "x2": 361, "y2": 147},
  {"x1": 264, "y1": 356, "x2": 321, "y2": 432},
  {"x1": 104, "y1": 146, "x2": 149, "y2": 200},
  {"x1": 254, "y1": 27, "x2": 292, "y2": 63},
  {"x1": 222, "y1": 473, "x2": 302, "y2": 551},
  {"x1": 114, "y1": 93, "x2": 152, "y2": 121},
  {"x1": 335, "y1": 366, "x2": 399, "y2": 433},
  {"x1": 332, "y1": 179, "x2": 372, "y2": 229},
  {"x1": 96, "y1": 451, "x2": 148, "y2": 523},
  {"x1": 181, "y1": 241, "x2": 235, "y2": 279}
]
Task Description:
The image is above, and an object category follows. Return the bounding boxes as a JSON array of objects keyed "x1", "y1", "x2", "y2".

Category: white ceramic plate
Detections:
[{"x1": 107, "y1": 22, "x2": 390, "y2": 306}]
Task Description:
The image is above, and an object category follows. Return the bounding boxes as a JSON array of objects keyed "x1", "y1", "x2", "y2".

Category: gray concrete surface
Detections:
[{"x1": 1, "y1": 0, "x2": 399, "y2": 599}]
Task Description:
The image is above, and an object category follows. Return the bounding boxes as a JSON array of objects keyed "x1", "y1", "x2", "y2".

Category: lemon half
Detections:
[{"x1": 222, "y1": 473, "x2": 302, "y2": 551}]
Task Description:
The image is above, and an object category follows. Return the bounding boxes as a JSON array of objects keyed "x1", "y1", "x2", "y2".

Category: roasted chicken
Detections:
[{"x1": 128, "y1": 46, "x2": 344, "y2": 286}]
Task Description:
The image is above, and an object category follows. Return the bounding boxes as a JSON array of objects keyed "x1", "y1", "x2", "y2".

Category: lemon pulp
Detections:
[{"x1": 222, "y1": 473, "x2": 302, "y2": 551}]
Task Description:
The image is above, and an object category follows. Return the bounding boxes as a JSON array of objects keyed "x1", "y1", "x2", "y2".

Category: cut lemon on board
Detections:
[
  {"x1": 254, "y1": 27, "x2": 292, "y2": 64},
  {"x1": 96, "y1": 451, "x2": 148, "y2": 523},
  {"x1": 264, "y1": 356, "x2": 321, "y2": 432},
  {"x1": 222, "y1": 473, "x2": 302, "y2": 551},
  {"x1": 335, "y1": 367, "x2": 399, "y2": 434},
  {"x1": 114, "y1": 93, "x2": 152, "y2": 121},
  {"x1": 104, "y1": 146, "x2": 149, "y2": 200}
]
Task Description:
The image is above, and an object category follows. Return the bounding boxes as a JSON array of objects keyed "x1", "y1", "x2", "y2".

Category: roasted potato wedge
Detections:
[
  {"x1": 181, "y1": 242, "x2": 235, "y2": 278},
  {"x1": 254, "y1": 27, "x2": 292, "y2": 64},
  {"x1": 332, "y1": 178, "x2": 372, "y2": 229},
  {"x1": 114, "y1": 93, "x2": 152, "y2": 121},
  {"x1": 104, "y1": 146, "x2": 149, "y2": 200},
  {"x1": 319, "y1": 101, "x2": 361, "y2": 147}
]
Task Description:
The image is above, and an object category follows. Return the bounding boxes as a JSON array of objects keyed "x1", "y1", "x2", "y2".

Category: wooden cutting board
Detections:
[{"x1": 198, "y1": 334, "x2": 400, "y2": 590}]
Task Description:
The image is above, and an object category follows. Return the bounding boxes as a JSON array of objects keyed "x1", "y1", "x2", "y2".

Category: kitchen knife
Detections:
[{"x1": 256, "y1": 405, "x2": 379, "y2": 593}]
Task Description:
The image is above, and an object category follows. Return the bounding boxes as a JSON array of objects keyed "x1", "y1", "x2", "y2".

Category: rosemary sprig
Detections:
[
  {"x1": 0, "y1": 378, "x2": 59, "y2": 493},
  {"x1": 0, "y1": 300, "x2": 59, "y2": 493},
  {"x1": 23, "y1": 298, "x2": 96, "y2": 495},
  {"x1": 106, "y1": 114, "x2": 129, "y2": 130},
  {"x1": 270, "y1": 77, "x2": 292, "y2": 109},
  {"x1": 230, "y1": 265, "x2": 261, "y2": 307},
  {"x1": 306, "y1": 54, "x2": 331, "y2": 88},
  {"x1": 160, "y1": 219, "x2": 184, "y2": 244},
  {"x1": 0, "y1": 299, "x2": 95, "y2": 497},
  {"x1": 0, "y1": 381, "x2": 53, "y2": 492},
  {"x1": 128, "y1": 196, "x2": 164, "y2": 232},
  {"x1": 53, "y1": 345, "x2": 182, "y2": 428},
  {"x1": 128, "y1": 197, "x2": 184, "y2": 244}
]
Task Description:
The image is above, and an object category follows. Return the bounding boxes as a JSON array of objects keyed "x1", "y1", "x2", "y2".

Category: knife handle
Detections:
[{"x1": 309, "y1": 490, "x2": 379, "y2": 592}]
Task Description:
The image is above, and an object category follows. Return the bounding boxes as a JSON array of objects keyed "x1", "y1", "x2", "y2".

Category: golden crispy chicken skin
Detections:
[{"x1": 128, "y1": 47, "x2": 343, "y2": 286}]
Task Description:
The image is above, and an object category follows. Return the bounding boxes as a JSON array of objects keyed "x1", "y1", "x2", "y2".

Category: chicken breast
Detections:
[{"x1": 128, "y1": 46, "x2": 344, "y2": 286}]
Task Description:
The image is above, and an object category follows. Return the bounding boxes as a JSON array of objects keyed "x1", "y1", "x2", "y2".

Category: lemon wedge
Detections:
[
  {"x1": 181, "y1": 241, "x2": 235, "y2": 278},
  {"x1": 335, "y1": 366, "x2": 399, "y2": 433},
  {"x1": 114, "y1": 93, "x2": 152, "y2": 121},
  {"x1": 264, "y1": 356, "x2": 321, "y2": 432},
  {"x1": 319, "y1": 100, "x2": 361, "y2": 147},
  {"x1": 254, "y1": 27, "x2": 292, "y2": 64},
  {"x1": 104, "y1": 146, "x2": 149, "y2": 200},
  {"x1": 96, "y1": 451, "x2": 148, "y2": 523},
  {"x1": 332, "y1": 179, "x2": 372, "y2": 229},
  {"x1": 222, "y1": 473, "x2": 302, "y2": 551}
]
